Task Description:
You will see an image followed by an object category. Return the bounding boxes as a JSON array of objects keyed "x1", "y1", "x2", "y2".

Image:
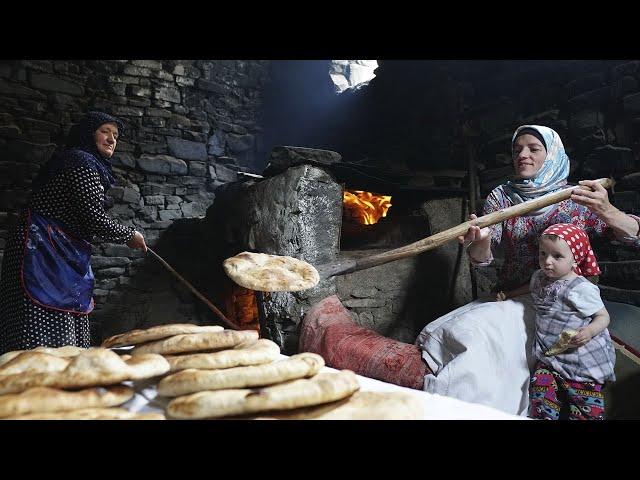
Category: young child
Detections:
[{"x1": 497, "y1": 223, "x2": 615, "y2": 420}]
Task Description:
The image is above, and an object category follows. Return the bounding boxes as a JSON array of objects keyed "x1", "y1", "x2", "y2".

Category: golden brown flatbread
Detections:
[
  {"x1": 102, "y1": 323, "x2": 224, "y2": 348},
  {"x1": 6, "y1": 408, "x2": 165, "y2": 420},
  {"x1": 0, "y1": 348, "x2": 170, "y2": 395},
  {"x1": 0, "y1": 352, "x2": 71, "y2": 377},
  {"x1": 158, "y1": 352, "x2": 324, "y2": 397},
  {"x1": 544, "y1": 329, "x2": 579, "y2": 356},
  {"x1": 166, "y1": 370, "x2": 360, "y2": 419},
  {"x1": 253, "y1": 391, "x2": 424, "y2": 420},
  {"x1": 131, "y1": 329, "x2": 259, "y2": 356},
  {"x1": 0, "y1": 346, "x2": 87, "y2": 367},
  {"x1": 164, "y1": 339, "x2": 281, "y2": 372},
  {"x1": 223, "y1": 251, "x2": 319, "y2": 292},
  {"x1": 0, "y1": 385, "x2": 134, "y2": 418}
]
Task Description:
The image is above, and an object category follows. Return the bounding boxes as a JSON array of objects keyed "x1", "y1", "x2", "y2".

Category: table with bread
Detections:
[{"x1": 0, "y1": 323, "x2": 522, "y2": 420}]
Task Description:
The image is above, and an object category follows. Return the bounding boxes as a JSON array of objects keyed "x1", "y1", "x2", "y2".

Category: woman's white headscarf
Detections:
[{"x1": 502, "y1": 124, "x2": 570, "y2": 205}]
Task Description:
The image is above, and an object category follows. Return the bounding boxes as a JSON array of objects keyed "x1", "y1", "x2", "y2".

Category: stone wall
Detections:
[{"x1": 0, "y1": 59, "x2": 269, "y2": 342}]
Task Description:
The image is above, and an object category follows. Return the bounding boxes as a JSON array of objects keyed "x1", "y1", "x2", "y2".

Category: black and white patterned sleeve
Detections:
[{"x1": 67, "y1": 166, "x2": 135, "y2": 243}]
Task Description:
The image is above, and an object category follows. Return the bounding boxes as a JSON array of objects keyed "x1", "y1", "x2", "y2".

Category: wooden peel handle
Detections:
[
  {"x1": 147, "y1": 248, "x2": 241, "y2": 330},
  {"x1": 337, "y1": 178, "x2": 614, "y2": 276}
]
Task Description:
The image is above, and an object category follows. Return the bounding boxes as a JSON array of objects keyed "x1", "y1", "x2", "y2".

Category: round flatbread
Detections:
[
  {"x1": 158, "y1": 352, "x2": 324, "y2": 397},
  {"x1": 6, "y1": 408, "x2": 165, "y2": 420},
  {"x1": 131, "y1": 329, "x2": 259, "y2": 356},
  {"x1": 166, "y1": 370, "x2": 360, "y2": 419},
  {"x1": 0, "y1": 348, "x2": 170, "y2": 395},
  {"x1": 544, "y1": 329, "x2": 579, "y2": 356},
  {"x1": 223, "y1": 251, "x2": 319, "y2": 292},
  {"x1": 253, "y1": 391, "x2": 424, "y2": 420},
  {"x1": 0, "y1": 346, "x2": 87, "y2": 367},
  {"x1": 0, "y1": 385, "x2": 134, "y2": 418},
  {"x1": 102, "y1": 324, "x2": 225, "y2": 348},
  {"x1": 0, "y1": 352, "x2": 72, "y2": 377},
  {"x1": 164, "y1": 339, "x2": 281, "y2": 372}
]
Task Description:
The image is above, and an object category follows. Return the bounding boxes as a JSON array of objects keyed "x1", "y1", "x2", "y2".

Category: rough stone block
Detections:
[
  {"x1": 567, "y1": 87, "x2": 610, "y2": 112},
  {"x1": 213, "y1": 164, "x2": 238, "y2": 182},
  {"x1": 0, "y1": 79, "x2": 47, "y2": 99},
  {"x1": 131, "y1": 60, "x2": 163, "y2": 70},
  {"x1": 94, "y1": 267, "x2": 126, "y2": 278},
  {"x1": 110, "y1": 152, "x2": 136, "y2": 168},
  {"x1": 144, "y1": 195, "x2": 165, "y2": 206},
  {"x1": 154, "y1": 86, "x2": 181, "y2": 103},
  {"x1": 159, "y1": 209, "x2": 182, "y2": 221},
  {"x1": 91, "y1": 256, "x2": 132, "y2": 268},
  {"x1": 188, "y1": 161, "x2": 207, "y2": 177},
  {"x1": 30, "y1": 74, "x2": 84, "y2": 96},
  {"x1": 123, "y1": 65, "x2": 152, "y2": 77},
  {"x1": 226, "y1": 133, "x2": 254, "y2": 153},
  {"x1": 137, "y1": 154, "x2": 188, "y2": 175},
  {"x1": 623, "y1": 92, "x2": 640, "y2": 113},
  {"x1": 181, "y1": 202, "x2": 206, "y2": 217},
  {"x1": 122, "y1": 187, "x2": 141, "y2": 204},
  {"x1": 167, "y1": 137, "x2": 207, "y2": 161}
]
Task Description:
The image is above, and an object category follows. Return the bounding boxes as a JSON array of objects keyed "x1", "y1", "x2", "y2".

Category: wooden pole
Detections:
[
  {"x1": 319, "y1": 178, "x2": 614, "y2": 279},
  {"x1": 147, "y1": 248, "x2": 240, "y2": 330}
]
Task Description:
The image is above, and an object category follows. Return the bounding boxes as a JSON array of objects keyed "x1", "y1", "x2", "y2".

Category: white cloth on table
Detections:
[
  {"x1": 122, "y1": 354, "x2": 524, "y2": 420},
  {"x1": 416, "y1": 294, "x2": 537, "y2": 417}
]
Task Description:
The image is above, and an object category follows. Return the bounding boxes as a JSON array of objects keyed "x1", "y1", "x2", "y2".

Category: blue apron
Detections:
[{"x1": 21, "y1": 210, "x2": 95, "y2": 314}]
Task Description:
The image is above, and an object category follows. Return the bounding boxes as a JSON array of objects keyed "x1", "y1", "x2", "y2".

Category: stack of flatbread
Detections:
[
  {"x1": 0, "y1": 346, "x2": 169, "y2": 420},
  {"x1": 100, "y1": 323, "x2": 424, "y2": 420}
]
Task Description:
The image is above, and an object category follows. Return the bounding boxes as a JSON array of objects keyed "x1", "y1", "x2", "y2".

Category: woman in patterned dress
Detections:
[
  {"x1": 301, "y1": 124, "x2": 640, "y2": 416},
  {"x1": 0, "y1": 111, "x2": 147, "y2": 354},
  {"x1": 414, "y1": 124, "x2": 640, "y2": 414}
]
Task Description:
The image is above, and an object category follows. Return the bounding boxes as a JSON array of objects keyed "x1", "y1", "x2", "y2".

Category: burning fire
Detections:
[
  {"x1": 343, "y1": 190, "x2": 392, "y2": 225},
  {"x1": 225, "y1": 284, "x2": 260, "y2": 331}
]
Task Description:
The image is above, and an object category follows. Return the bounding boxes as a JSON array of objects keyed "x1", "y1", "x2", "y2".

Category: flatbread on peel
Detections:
[{"x1": 223, "y1": 251, "x2": 319, "y2": 292}]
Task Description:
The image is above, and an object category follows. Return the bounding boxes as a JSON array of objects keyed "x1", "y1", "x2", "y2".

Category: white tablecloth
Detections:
[{"x1": 122, "y1": 355, "x2": 524, "y2": 420}]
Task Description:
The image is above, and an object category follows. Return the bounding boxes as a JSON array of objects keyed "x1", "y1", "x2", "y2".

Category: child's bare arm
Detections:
[
  {"x1": 571, "y1": 307, "x2": 610, "y2": 347},
  {"x1": 496, "y1": 283, "x2": 531, "y2": 301}
]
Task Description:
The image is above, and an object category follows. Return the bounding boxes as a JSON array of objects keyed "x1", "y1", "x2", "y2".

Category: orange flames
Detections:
[
  {"x1": 343, "y1": 190, "x2": 392, "y2": 225},
  {"x1": 225, "y1": 284, "x2": 260, "y2": 332}
]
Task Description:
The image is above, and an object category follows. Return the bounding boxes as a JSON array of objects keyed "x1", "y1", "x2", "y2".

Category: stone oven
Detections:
[{"x1": 200, "y1": 146, "x2": 475, "y2": 354}]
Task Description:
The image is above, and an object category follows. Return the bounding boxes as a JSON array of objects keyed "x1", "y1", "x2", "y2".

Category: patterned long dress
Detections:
[{"x1": 0, "y1": 166, "x2": 134, "y2": 354}]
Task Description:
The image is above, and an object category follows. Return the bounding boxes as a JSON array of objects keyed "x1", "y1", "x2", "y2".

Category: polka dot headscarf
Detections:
[{"x1": 541, "y1": 223, "x2": 601, "y2": 276}]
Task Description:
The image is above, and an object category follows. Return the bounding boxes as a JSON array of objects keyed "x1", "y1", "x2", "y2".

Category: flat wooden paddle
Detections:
[
  {"x1": 224, "y1": 178, "x2": 614, "y2": 291},
  {"x1": 317, "y1": 177, "x2": 614, "y2": 280}
]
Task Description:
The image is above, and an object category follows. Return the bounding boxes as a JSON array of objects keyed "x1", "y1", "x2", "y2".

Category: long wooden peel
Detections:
[
  {"x1": 147, "y1": 248, "x2": 241, "y2": 330},
  {"x1": 315, "y1": 177, "x2": 614, "y2": 280}
]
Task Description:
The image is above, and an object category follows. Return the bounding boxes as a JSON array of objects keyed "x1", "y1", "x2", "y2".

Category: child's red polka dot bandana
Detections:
[{"x1": 541, "y1": 223, "x2": 601, "y2": 276}]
